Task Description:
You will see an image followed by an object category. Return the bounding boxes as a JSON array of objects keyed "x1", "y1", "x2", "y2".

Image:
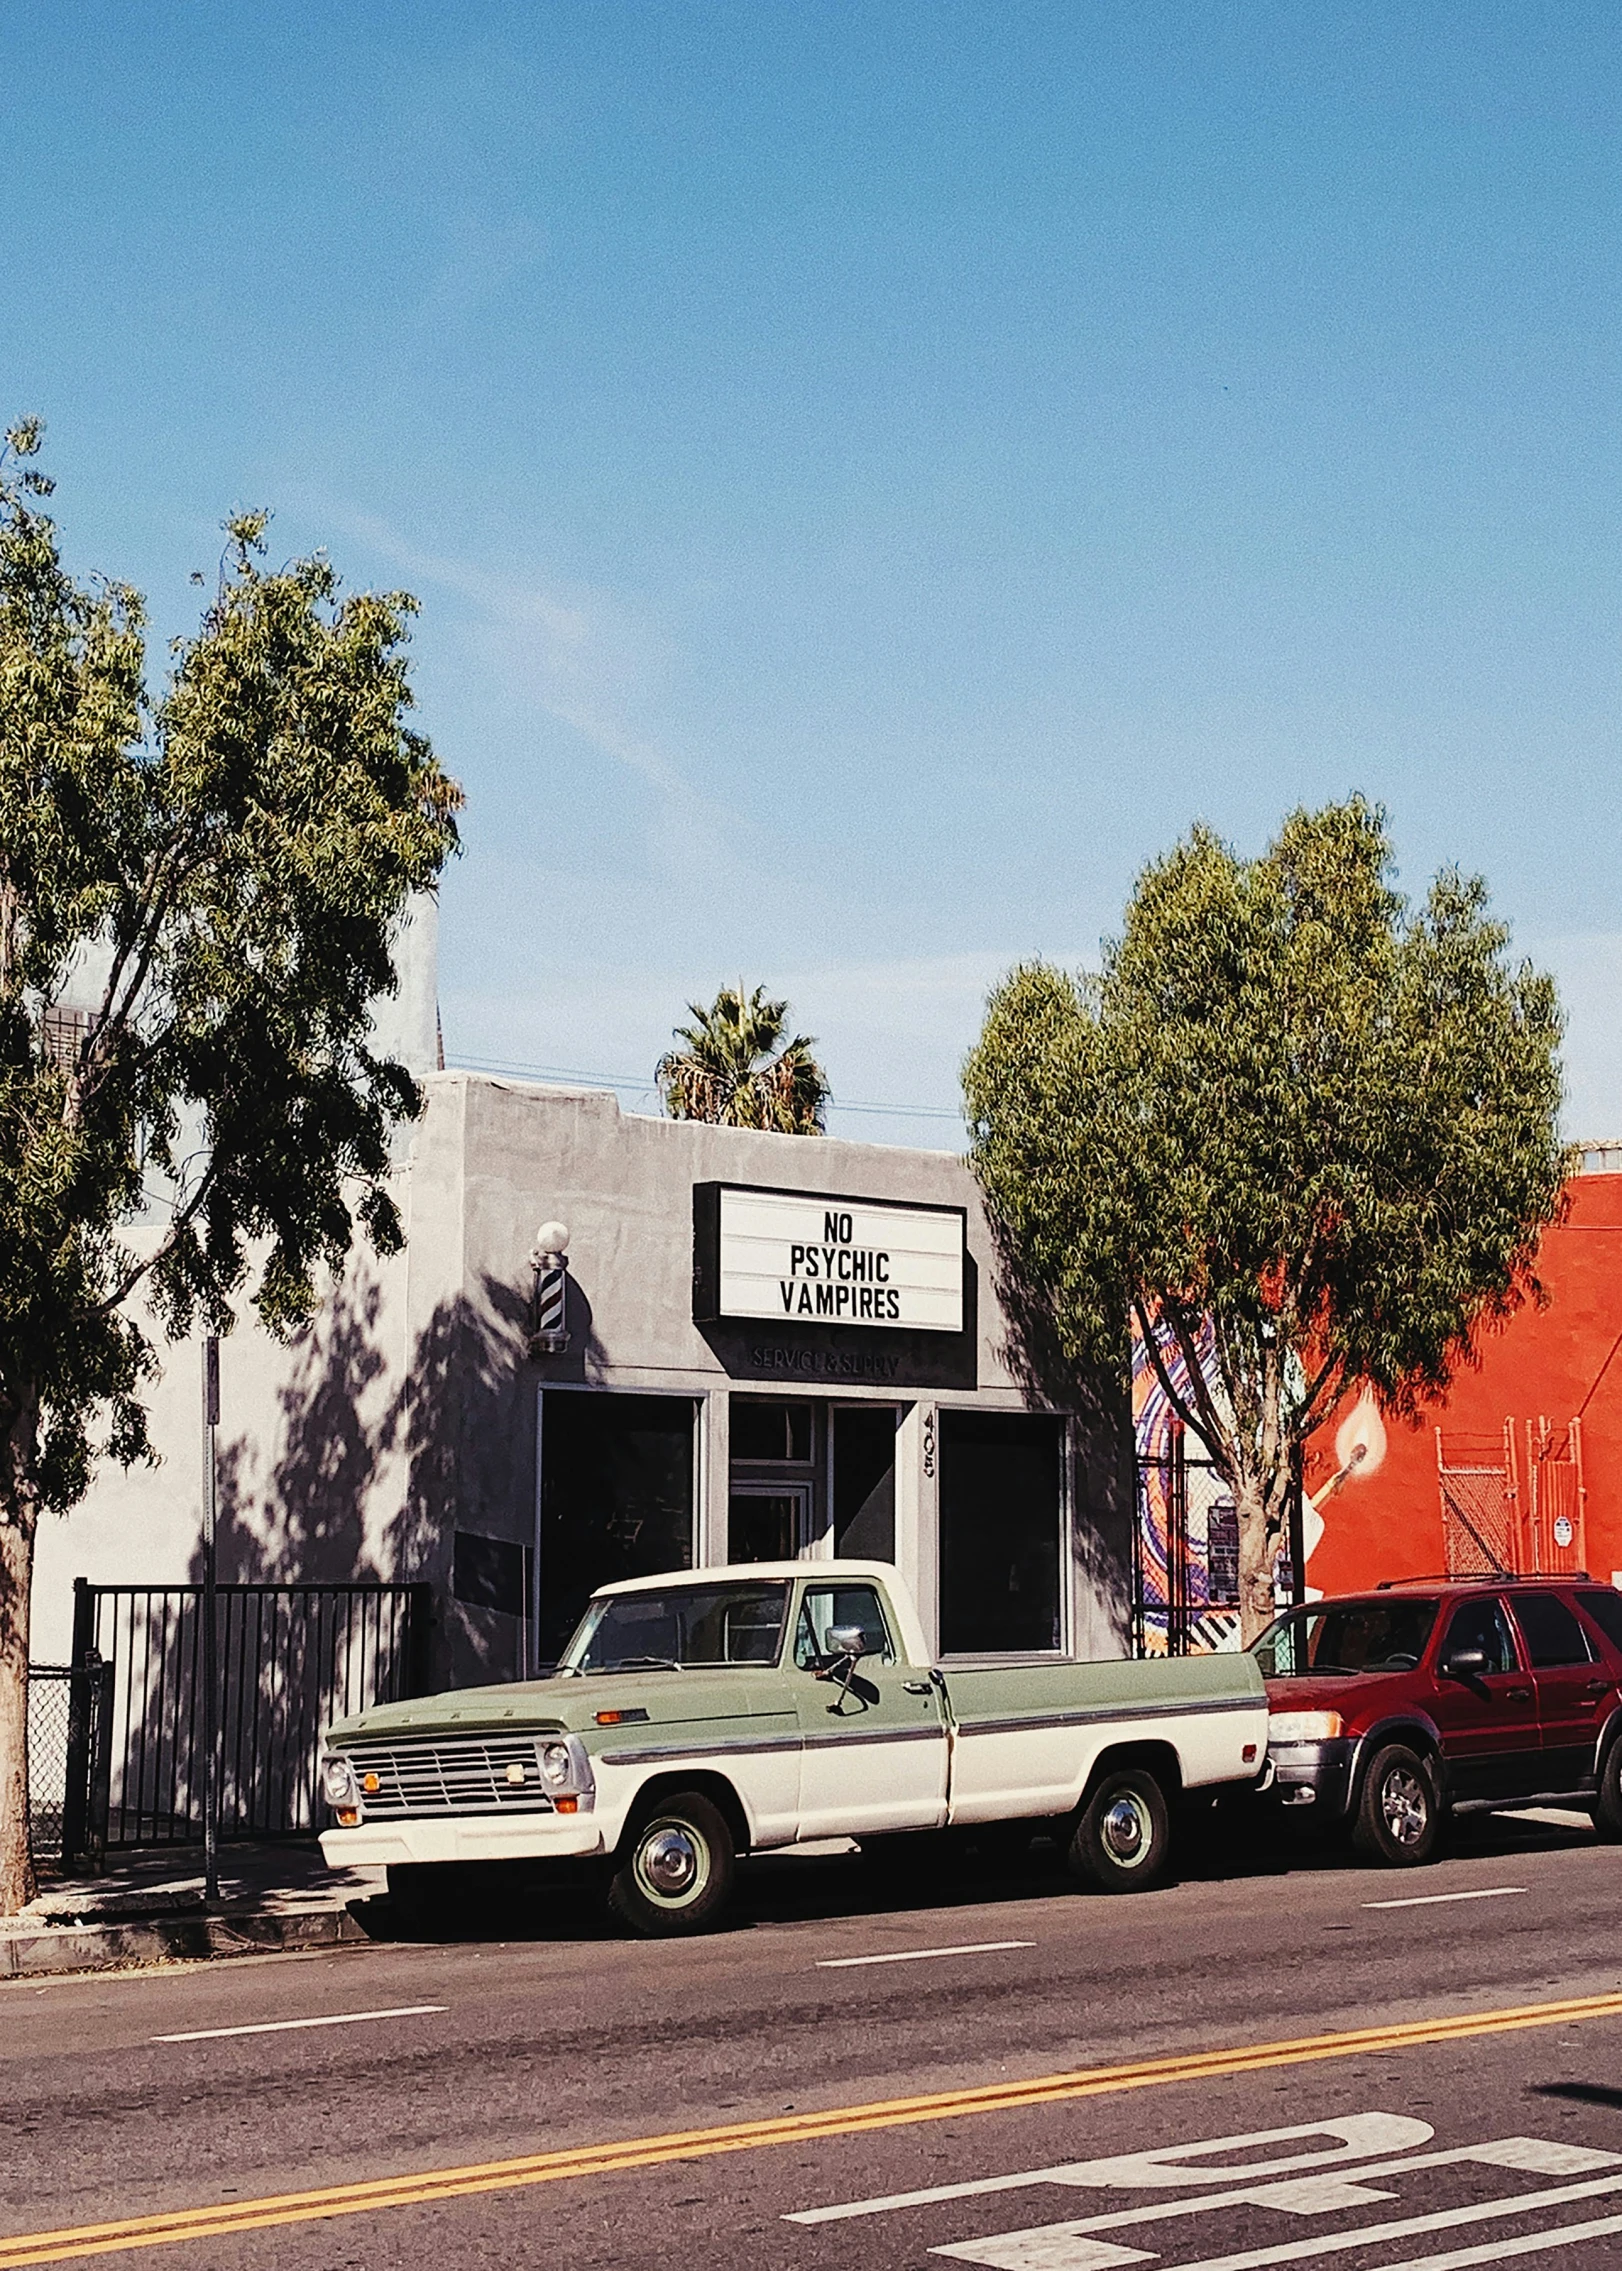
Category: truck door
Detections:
[
  {"x1": 1508, "y1": 1590, "x2": 1610, "y2": 1794},
  {"x1": 1430, "y1": 1594, "x2": 1539, "y2": 1801},
  {"x1": 788, "y1": 1582, "x2": 948, "y2": 1840}
]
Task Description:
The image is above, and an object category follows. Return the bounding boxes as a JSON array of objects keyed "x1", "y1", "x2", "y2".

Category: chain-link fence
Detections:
[{"x1": 27, "y1": 1660, "x2": 112, "y2": 1871}]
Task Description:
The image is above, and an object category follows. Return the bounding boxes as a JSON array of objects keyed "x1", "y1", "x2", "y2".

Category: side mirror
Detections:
[
  {"x1": 1444, "y1": 1648, "x2": 1488, "y2": 1678},
  {"x1": 827, "y1": 1626, "x2": 867, "y2": 1660}
]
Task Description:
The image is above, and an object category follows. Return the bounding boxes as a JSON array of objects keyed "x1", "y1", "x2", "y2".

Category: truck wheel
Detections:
[
  {"x1": 608, "y1": 1792, "x2": 736, "y2": 1937},
  {"x1": 1592, "y1": 1740, "x2": 1622, "y2": 1841},
  {"x1": 1067, "y1": 1768, "x2": 1171, "y2": 1893},
  {"x1": 1351, "y1": 1743, "x2": 1438, "y2": 1866}
]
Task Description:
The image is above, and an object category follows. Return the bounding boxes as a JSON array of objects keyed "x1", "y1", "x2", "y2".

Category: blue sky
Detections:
[{"x1": 6, "y1": 2, "x2": 1621, "y2": 1142}]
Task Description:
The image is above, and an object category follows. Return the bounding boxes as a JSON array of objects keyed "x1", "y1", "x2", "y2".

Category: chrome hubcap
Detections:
[
  {"x1": 1102, "y1": 1794, "x2": 1149, "y2": 1862},
  {"x1": 1381, "y1": 1769, "x2": 1429, "y2": 1846},
  {"x1": 638, "y1": 1825, "x2": 703, "y2": 1899}
]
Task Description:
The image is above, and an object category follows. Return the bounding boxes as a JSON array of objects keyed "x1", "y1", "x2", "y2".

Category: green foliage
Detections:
[
  {"x1": 964, "y1": 797, "x2": 1569, "y2": 1632},
  {"x1": 0, "y1": 421, "x2": 463, "y2": 1521},
  {"x1": 657, "y1": 983, "x2": 829, "y2": 1134}
]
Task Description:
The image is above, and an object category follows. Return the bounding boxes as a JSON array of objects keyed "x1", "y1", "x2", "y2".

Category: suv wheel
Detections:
[
  {"x1": 608, "y1": 1791, "x2": 736, "y2": 1936},
  {"x1": 1352, "y1": 1742, "x2": 1439, "y2": 1866},
  {"x1": 1593, "y1": 1740, "x2": 1622, "y2": 1841}
]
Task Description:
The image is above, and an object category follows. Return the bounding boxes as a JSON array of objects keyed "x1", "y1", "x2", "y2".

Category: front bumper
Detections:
[
  {"x1": 1264, "y1": 1737, "x2": 1354, "y2": 1820},
  {"x1": 319, "y1": 1813, "x2": 607, "y2": 1869}
]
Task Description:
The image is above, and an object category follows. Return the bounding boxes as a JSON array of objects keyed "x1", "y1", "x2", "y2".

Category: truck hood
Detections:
[{"x1": 326, "y1": 1666, "x2": 783, "y2": 1746}]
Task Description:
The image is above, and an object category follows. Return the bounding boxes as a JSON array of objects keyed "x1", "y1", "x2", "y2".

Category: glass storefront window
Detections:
[
  {"x1": 833, "y1": 1405, "x2": 896, "y2": 1560},
  {"x1": 538, "y1": 1393, "x2": 695, "y2": 1663},
  {"x1": 938, "y1": 1410, "x2": 1064, "y2": 1654}
]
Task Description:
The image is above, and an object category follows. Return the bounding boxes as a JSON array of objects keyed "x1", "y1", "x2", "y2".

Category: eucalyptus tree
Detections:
[
  {"x1": 0, "y1": 421, "x2": 461, "y2": 1911},
  {"x1": 657, "y1": 983, "x2": 829, "y2": 1133},
  {"x1": 964, "y1": 798, "x2": 1567, "y2": 1644}
]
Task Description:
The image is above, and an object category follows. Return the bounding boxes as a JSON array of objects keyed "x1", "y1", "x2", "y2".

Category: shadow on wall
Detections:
[
  {"x1": 197, "y1": 1269, "x2": 543, "y2": 1691},
  {"x1": 986, "y1": 1230, "x2": 1137, "y2": 1658},
  {"x1": 99, "y1": 1270, "x2": 583, "y2": 1844}
]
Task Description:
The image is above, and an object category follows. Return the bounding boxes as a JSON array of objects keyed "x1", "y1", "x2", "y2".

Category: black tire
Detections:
[
  {"x1": 608, "y1": 1791, "x2": 736, "y2": 1937},
  {"x1": 1351, "y1": 1742, "x2": 1439, "y2": 1866},
  {"x1": 1067, "y1": 1767, "x2": 1171, "y2": 1893},
  {"x1": 1592, "y1": 1740, "x2": 1622, "y2": 1841}
]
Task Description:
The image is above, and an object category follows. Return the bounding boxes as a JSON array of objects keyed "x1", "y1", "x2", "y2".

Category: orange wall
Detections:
[{"x1": 1307, "y1": 1172, "x2": 1622, "y2": 1594}]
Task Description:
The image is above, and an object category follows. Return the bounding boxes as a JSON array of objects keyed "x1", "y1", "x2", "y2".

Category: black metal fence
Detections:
[{"x1": 69, "y1": 1579, "x2": 431, "y2": 1849}]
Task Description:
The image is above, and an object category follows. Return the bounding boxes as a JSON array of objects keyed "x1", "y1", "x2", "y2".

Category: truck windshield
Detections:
[
  {"x1": 562, "y1": 1582, "x2": 790, "y2": 1672},
  {"x1": 1252, "y1": 1599, "x2": 1439, "y2": 1677}
]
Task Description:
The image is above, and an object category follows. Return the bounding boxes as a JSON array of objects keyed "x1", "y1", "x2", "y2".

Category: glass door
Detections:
[
  {"x1": 729, "y1": 1481, "x2": 814, "y2": 1562},
  {"x1": 728, "y1": 1397, "x2": 824, "y2": 1560}
]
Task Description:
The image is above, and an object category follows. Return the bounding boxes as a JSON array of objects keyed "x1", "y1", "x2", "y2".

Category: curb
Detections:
[{"x1": 0, "y1": 1904, "x2": 371, "y2": 1979}]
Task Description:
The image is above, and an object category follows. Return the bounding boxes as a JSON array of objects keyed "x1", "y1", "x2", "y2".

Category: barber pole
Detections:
[{"x1": 528, "y1": 1220, "x2": 571, "y2": 1355}]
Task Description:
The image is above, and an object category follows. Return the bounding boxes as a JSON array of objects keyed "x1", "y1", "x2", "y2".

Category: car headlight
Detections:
[
  {"x1": 531, "y1": 1734, "x2": 596, "y2": 1811},
  {"x1": 1268, "y1": 1710, "x2": 1344, "y2": 1743},
  {"x1": 321, "y1": 1752, "x2": 360, "y2": 1807}
]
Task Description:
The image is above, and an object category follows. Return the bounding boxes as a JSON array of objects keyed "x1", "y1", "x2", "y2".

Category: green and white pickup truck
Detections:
[{"x1": 318, "y1": 1560, "x2": 1266, "y2": 1934}]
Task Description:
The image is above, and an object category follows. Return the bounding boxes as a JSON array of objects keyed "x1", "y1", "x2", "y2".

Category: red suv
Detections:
[{"x1": 1252, "y1": 1577, "x2": 1622, "y2": 1865}]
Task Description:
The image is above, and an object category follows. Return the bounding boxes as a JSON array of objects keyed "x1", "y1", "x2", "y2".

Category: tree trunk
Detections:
[
  {"x1": 0, "y1": 1403, "x2": 39, "y2": 1916},
  {"x1": 1234, "y1": 1467, "x2": 1281, "y2": 1648}
]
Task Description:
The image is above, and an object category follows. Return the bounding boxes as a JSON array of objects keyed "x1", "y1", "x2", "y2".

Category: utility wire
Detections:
[{"x1": 443, "y1": 1051, "x2": 964, "y2": 1123}]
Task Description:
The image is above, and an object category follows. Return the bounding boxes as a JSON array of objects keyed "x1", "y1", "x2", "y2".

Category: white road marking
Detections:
[
  {"x1": 1378, "y1": 2209, "x2": 1622, "y2": 2266},
  {"x1": 795, "y1": 2133, "x2": 1622, "y2": 2242},
  {"x1": 153, "y1": 2003, "x2": 446, "y2": 2043},
  {"x1": 1363, "y1": 1886, "x2": 1527, "y2": 1910},
  {"x1": 816, "y1": 1939, "x2": 1034, "y2": 1969},
  {"x1": 932, "y1": 2171, "x2": 1622, "y2": 2270}
]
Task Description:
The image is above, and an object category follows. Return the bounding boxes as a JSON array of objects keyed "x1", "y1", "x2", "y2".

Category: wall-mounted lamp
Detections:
[{"x1": 528, "y1": 1220, "x2": 571, "y2": 1356}]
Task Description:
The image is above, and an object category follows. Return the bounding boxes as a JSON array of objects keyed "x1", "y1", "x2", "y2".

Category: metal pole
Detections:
[
  {"x1": 202, "y1": 1334, "x2": 220, "y2": 1906},
  {"x1": 1288, "y1": 1447, "x2": 1307, "y2": 1610}
]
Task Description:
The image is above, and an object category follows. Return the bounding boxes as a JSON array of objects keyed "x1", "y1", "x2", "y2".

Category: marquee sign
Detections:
[{"x1": 693, "y1": 1184, "x2": 965, "y2": 1335}]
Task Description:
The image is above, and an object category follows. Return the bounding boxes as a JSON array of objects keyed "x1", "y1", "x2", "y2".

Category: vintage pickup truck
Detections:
[{"x1": 318, "y1": 1560, "x2": 1267, "y2": 1934}]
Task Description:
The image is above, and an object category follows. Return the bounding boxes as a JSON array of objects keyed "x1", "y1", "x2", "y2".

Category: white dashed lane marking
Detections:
[
  {"x1": 1363, "y1": 1887, "x2": 1527, "y2": 1911},
  {"x1": 816, "y1": 1940, "x2": 1035, "y2": 1969},
  {"x1": 153, "y1": 2003, "x2": 446, "y2": 2043}
]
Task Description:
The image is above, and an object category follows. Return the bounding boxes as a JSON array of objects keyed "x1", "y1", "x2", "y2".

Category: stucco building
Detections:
[{"x1": 33, "y1": 1073, "x2": 1137, "y2": 1688}]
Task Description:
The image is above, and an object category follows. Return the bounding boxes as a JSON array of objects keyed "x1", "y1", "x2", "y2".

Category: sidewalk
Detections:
[{"x1": 2, "y1": 1841, "x2": 388, "y2": 1980}]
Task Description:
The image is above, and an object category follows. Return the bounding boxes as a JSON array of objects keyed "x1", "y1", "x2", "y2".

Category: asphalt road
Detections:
[{"x1": 5, "y1": 1809, "x2": 1622, "y2": 2270}]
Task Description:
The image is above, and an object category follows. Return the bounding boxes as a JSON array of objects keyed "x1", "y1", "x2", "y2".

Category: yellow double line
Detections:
[{"x1": 6, "y1": 1985, "x2": 1622, "y2": 2267}]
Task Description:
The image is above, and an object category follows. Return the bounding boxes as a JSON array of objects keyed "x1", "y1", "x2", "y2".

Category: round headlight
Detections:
[
  {"x1": 539, "y1": 1741, "x2": 574, "y2": 1790},
  {"x1": 321, "y1": 1754, "x2": 358, "y2": 1805}
]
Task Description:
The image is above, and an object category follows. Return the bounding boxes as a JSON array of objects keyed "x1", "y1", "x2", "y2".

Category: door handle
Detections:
[
  {"x1": 1584, "y1": 1681, "x2": 1610, "y2": 1697},
  {"x1": 1506, "y1": 1686, "x2": 1533, "y2": 1703},
  {"x1": 902, "y1": 1680, "x2": 932, "y2": 1695}
]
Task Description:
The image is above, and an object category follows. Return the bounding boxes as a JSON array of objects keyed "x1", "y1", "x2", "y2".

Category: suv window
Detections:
[
  {"x1": 1578, "y1": 1589, "x2": 1622, "y2": 1655},
  {"x1": 1251, "y1": 1599, "x2": 1436, "y2": 1677},
  {"x1": 1441, "y1": 1596, "x2": 1518, "y2": 1675},
  {"x1": 1510, "y1": 1592, "x2": 1594, "y2": 1668},
  {"x1": 794, "y1": 1585, "x2": 896, "y2": 1669}
]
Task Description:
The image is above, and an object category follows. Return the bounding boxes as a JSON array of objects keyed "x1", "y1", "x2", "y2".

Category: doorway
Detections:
[
  {"x1": 727, "y1": 1397, "x2": 900, "y2": 1563},
  {"x1": 729, "y1": 1397, "x2": 820, "y2": 1559},
  {"x1": 728, "y1": 1481, "x2": 814, "y2": 1562}
]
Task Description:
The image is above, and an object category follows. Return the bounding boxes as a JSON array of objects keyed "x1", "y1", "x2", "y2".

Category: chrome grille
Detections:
[{"x1": 342, "y1": 1731, "x2": 557, "y2": 1816}]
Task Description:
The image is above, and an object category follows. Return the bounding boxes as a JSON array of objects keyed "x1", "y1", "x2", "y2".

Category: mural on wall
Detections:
[
  {"x1": 1131, "y1": 1316, "x2": 1244, "y2": 1655},
  {"x1": 1132, "y1": 1325, "x2": 1387, "y2": 1652}
]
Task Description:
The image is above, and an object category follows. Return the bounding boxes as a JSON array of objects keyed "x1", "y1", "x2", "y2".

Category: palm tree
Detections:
[{"x1": 656, "y1": 984, "x2": 830, "y2": 1134}]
